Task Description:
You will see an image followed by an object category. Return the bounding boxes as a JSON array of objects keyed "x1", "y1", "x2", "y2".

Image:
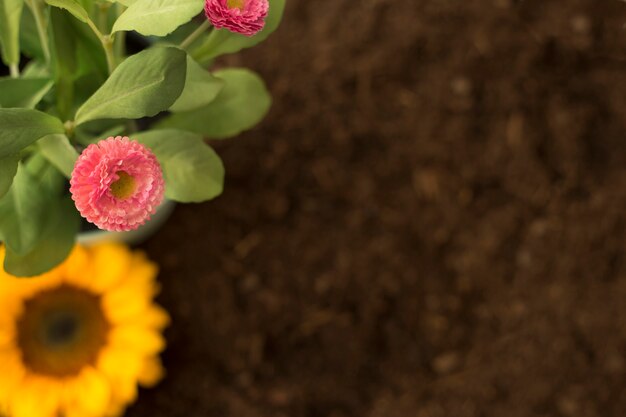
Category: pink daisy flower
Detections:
[
  {"x1": 70, "y1": 136, "x2": 165, "y2": 232},
  {"x1": 204, "y1": 0, "x2": 269, "y2": 37}
]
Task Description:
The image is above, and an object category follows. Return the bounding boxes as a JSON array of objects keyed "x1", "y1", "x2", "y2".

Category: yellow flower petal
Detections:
[
  {"x1": 102, "y1": 271, "x2": 159, "y2": 324},
  {"x1": 63, "y1": 366, "x2": 111, "y2": 417},
  {"x1": 0, "y1": 309, "x2": 18, "y2": 348},
  {"x1": 97, "y1": 346, "x2": 143, "y2": 381},
  {"x1": 61, "y1": 245, "x2": 91, "y2": 288},
  {"x1": 108, "y1": 326, "x2": 166, "y2": 355},
  {"x1": 10, "y1": 375, "x2": 62, "y2": 417},
  {"x1": 137, "y1": 357, "x2": 165, "y2": 387},
  {"x1": 102, "y1": 373, "x2": 138, "y2": 410},
  {"x1": 88, "y1": 243, "x2": 134, "y2": 293},
  {"x1": 102, "y1": 291, "x2": 151, "y2": 324},
  {"x1": 104, "y1": 400, "x2": 128, "y2": 417},
  {"x1": 128, "y1": 304, "x2": 171, "y2": 330},
  {"x1": 0, "y1": 349, "x2": 25, "y2": 403}
]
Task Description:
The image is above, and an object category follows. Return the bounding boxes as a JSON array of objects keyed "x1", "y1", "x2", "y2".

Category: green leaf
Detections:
[
  {"x1": 0, "y1": 163, "x2": 52, "y2": 254},
  {"x1": 0, "y1": 154, "x2": 19, "y2": 199},
  {"x1": 74, "y1": 46, "x2": 187, "y2": 125},
  {"x1": 50, "y1": 7, "x2": 78, "y2": 120},
  {"x1": 112, "y1": 0, "x2": 203, "y2": 36},
  {"x1": 22, "y1": 60, "x2": 50, "y2": 78},
  {"x1": 19, "y1": 6, "x2": 45, "y2": 60},
  {"x1": 45, "y1": 0, "x2": 89, "y2": 23},
  {"x1": 191, "y1": 0, "x2": 285, "y2": 63},
  {"x1": 74, "y1": 121, "x2": 126, "y2": 145},
  {"x1": 4, "y1": 196, "x2": 79, "y2": 277},
  {"x1": 60, "y1": 5, "x2": 107, "y2": 81},
  {"x1": 38, "y1": 134, "x2": 79, "y2": 178},
  {"x1": 24, "y1": 153, "x2": 65, "y2": 194},
  {"x1": 0, "y1": 0, "x2": 23, "y2": 66},
  {"x1": 0, "y1": 77, "x2": 53, "y2": 108},
  {"x1": 0, "y1": 109, "x2": 65, "y2": 159},
  {"x1": 134, "y1": 129, "x2": 224, "y2": 202},
  {"x1": 170, "y1": 55, "x2": 223, "y2": 112},
  {"x1": 157, "y1": 68, "x2": 271, "y2": 139}
]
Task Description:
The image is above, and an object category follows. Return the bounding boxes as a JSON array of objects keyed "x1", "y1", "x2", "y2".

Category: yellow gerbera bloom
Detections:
[{"x1": 0, "y1": 243, "x2": 170, "y2": 417}]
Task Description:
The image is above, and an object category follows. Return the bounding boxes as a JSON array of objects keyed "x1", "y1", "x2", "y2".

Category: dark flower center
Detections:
[{"x1": 17, "y1": 285, "x2": 109, "y2": 377}]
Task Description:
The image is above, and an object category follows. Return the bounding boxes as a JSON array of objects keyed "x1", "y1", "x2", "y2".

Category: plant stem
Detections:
[
  {"x1": 127, "y1": 120, "x2": 138, "y2": 133},
  {"x1": 114, "y1": 31, "x2": 126, "y2": 60},
  {"x1": 114, "y1": 3, "x2": 127, "y2": 60},
  {"x1": 180, "y1": 20, "x2": 211, "y2": 50},
  {"x1": 9, "y1": 64, "x2": 19, "y2": 78},
  {"x1": 28, "y1": 0, "x2": 51, "y2": 65},
  {"x1": 102, "y1": 36, "x2": 117, "y2": 74},
  {"x1": 97, "y1": 2, "x2": 111, "y2": 33},
  {"x1": 84, "y1": 18, "x2": 117, "y2": 74},
  {"x1": 85, "y1": 18, "x2": 104, "y2": 43}
]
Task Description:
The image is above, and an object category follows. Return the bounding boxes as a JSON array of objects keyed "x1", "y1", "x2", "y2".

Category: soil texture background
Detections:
[{"x1": 134, "y1": 1, "x2": 626, "y2": 416}]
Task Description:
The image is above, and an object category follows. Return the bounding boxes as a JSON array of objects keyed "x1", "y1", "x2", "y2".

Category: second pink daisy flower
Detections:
[
  {"x1": 70, "y1": 136, "x2": 165, "y2": 232},
  {"x1": 204, "y1": 0, "x2": 269, "y2": 37}
]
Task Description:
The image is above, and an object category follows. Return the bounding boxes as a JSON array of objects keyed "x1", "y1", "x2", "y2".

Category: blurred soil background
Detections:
[{"x1": 135, "y1": 0, "x2": 626, "y2": 416}]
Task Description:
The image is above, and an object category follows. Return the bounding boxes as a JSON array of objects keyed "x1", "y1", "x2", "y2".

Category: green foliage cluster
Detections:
[{"x1": 0, "y1": 0, "x2": 285, "y2": 276}]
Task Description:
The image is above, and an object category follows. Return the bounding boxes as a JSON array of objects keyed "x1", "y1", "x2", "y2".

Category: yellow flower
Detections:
[{"x1": 0, "y1": 243, "x2": 170, "y2": 417}]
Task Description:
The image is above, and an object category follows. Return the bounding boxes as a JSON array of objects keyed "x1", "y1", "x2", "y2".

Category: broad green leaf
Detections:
[
  {"x1": 112, "y1": 0, "x2": 203, "y2": 36},
  {"x1": 22, "y1": 60, "x2": 50, "y2": 78},
  {"x1": 74, "y1": 46, "x2": 187, "y2": 125},
  {"x1": 74, "y1": 121, "x2": 126, "y2": 145},
  {"x1": 50, "y1": 7, "x2": 78, "y2": 120},
  {"x1": 4, "y1": 196, "x2": 79, "y2": 277},
  {"x1": 44, "y1": 8, "x2": 107, "y2": 120},
  {"x1": 0, "y1": 109, "x2": 65, "y2": 159},
  {"x1": 0, "y1": 154, "x2": 19, "y2": 199},
  {"x1": 157, "y1": 68, "x2": 271, "y2": 139},
  {"x1": 74, "y1": 23, "x2": 108, "y2": 81},
  {"x1": 64, "y1": 7, "x2": 107, "y2": 81},
  {"x1": 0, "y1": 163, "x2": 52, "y2": 254},
  {"x1": 45, "y1": 0, "x2": 89, "y2": 22},
  {"x1": 0, "y1": 77, "x2": 52, "y2": 108},
  {"x1": 191, "y1": 0, "x2": 285, "y2": 63},
  {"x1": 24, "y1": 153, "x2": 65, "y2": 194},
  {"x1": 38, "y1": 134, "x2": 79, "y2": 177},
  {"x1": 134, "y1": 129, "x2": 224, "y2": 202},
  {"x1": 19, "y1": 6, "x2": 44, "y2": 60},
  {"x1": 76, "y1": 0, "x2": 96, "y2": 15},
  {"x1": 170, "y1": 55, "x2": 223, "y2": 112},
  {"x1": 0, "y1": 0, "x2": 23, "y2": 65}
]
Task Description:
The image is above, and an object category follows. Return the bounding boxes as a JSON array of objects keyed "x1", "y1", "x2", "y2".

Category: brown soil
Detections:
[{"x1": 133, "y1": 1, "x2": 626, "y2": 416}]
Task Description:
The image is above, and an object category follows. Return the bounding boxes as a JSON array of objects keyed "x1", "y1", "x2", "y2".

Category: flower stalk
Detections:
[
  {"x1": 180, "y1": 20, "x2": 212, "y2": 50},
  {"x1": 9, "y1": 64, "x2": 19, "y2": 78},
  {"x1": 102, "y1": 35, "x2": 117, "y2": 73}
]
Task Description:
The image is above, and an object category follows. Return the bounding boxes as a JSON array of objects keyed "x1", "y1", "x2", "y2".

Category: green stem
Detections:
[
  {"x1": 85, "y1": 18, "x2": 104, "y2": 42},
  {"x1": 84, "y1": 18, "x2": 116, "y2": 74},
  {"x1": 114, "y1": 2, "x2": 127, "y2": 60},
  {"x1": 97, "y1": 2, "x2": 111, "y2": 33},
  {"x1": 102, "y1": 36, "x2": 117, "y2": 74},
  {"x1": 9, "y1": 64, "x2": 19, "y2": 78},
  {"x1": 127, "y1": 120, "x2": 138, "y2": 134},
  {"x1": 114, "y1": 31, "x2": 125, "y2": 59},
  {"x1": 180, "y1": 20, "x2": 211, "y2": 50},
  {"x1": 27, "y1": 0, "x2": 51, "y2": 65}
]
